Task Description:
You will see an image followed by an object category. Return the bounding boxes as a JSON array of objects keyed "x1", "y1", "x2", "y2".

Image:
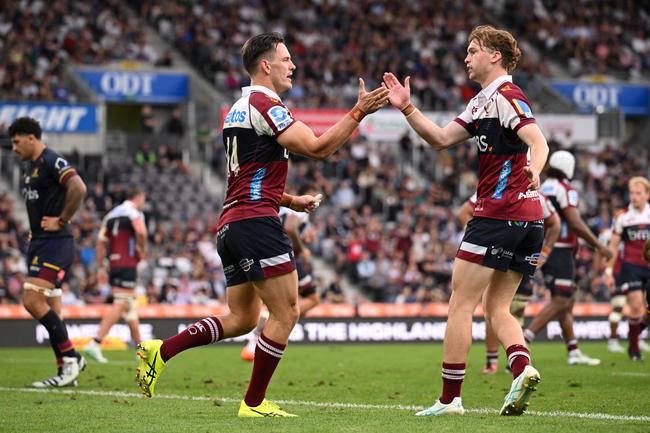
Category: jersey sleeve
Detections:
[
  {"x1": 556, "y1": 183, "x2": 578, "y2": 210},
  {"x1": 541, "y1": 195, "x2": 556, "y2": 219},
  {"x1": 468, "y1": 192, "x2": 477, "y2": 206},
  {"x1": 495, "y1": 85, "x2": 536, "y2": 132},
  {"x1": 612, "y1": 210, "x2": 625, "y2": 235},
  {"x1": 453, "y1": 101, "x2": 476, "y2": 136},
  {"x1": 44, "y1": 151, "x2": 77, "y2": 185},
  {"x1": 249, "y1": 92, "x2": 296, "y2": 138},
  {"x1": 98, "y1": 214, "x2": 109, "y2": 241}
]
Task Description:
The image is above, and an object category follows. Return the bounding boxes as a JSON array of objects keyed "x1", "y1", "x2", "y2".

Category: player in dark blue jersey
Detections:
[{"x1": 9, "y1": 117, "x2": 87, "y2": 388}]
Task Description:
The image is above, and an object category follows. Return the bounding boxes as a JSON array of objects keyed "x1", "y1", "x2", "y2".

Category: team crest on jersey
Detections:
[
  {"x1": 31, "y1": 168, "x2": 39, "y2": 178},
  {"x1": 268, "y1": 106, "x2": 292, "y2": 131},
  {"x1": 54, "y1": 157, "x2": 69, "y2": 171}
]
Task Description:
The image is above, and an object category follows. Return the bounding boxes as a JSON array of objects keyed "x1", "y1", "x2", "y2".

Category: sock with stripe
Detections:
[
  {"x1": 244, "y1": 333, "x2": 286, "y2": 407},
  {"x1": 629, "y1": 318, "x2": 642, "y2": 354},
  {"x1": 566, "y1": 339, "x2": 579, "y2": 353},
  {"x1": 160, "y1": 317, "x2": 223, "y2": 362},
  {"x1": 440, "y1": 362, "x2": 465, "y2": 404},
  {"x1": 486, "y1": 351, "x2": 499, "y2": 367},
  {"x1": 506, "y1": 344, "x2": 531, "y2": 378},
  {"x1": 523, "y1": 329, "x2": 535, "y2": 344},
  {"x1": 39, "y1": 309, "x2": 78, "y2": 359}
]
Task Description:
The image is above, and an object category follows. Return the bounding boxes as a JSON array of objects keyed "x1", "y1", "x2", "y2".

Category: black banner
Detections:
[{"x1": 0, "y1": 316, "x2": 637, "y2": 347}]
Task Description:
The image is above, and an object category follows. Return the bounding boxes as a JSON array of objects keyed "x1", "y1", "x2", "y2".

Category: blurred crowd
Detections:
[
  {"x1": 0, "y1": 0, "x2": 163, "y2": 102},
  {"x1": 132, "y1": 0, "x2": 547, "y2": 111},
  {"x1": 499, "y1": 0, "x2": 650, "y2": 79}
]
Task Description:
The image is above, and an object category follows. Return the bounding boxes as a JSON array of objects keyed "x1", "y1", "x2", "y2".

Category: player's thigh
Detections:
[
  {"x1": 450, "y1": 258, "x2": 494, "y2": 310},
  {"x1": 252, "y1": 271, "x2": 299, "y2": 317},
  {"x1": 484, "y1": 269, "x2": 523, "y2": 314},
  {"x1": 27, "y1": 237, "x2": 74, "y2": 289},
  {"x1": 226, "y1": 281, "x2": 261, "y2": 320}
]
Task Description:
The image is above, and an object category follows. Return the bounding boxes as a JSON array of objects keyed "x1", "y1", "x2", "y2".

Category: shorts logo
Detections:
[
  {"x1": 525, "y1": 252, "x2": 541, "y2": 267},
  {"x1": 508, "y1": 221, "x2": 528, "y2": 228},
  {"x1": 491, "y1": 247, "x2": 514, "y2": 258},
  {"x1": 268, "y1": 106, "x2": 293, "y2": 131},
  {"x1": 224, "y1": 264, "x2": 236, "y2": 277},
  {"x1": 217, "y1": 224, "x2": 229, "y2": 238},
  {"x1": 239, "y1": 258, "x2": 254, "y2": 272}
]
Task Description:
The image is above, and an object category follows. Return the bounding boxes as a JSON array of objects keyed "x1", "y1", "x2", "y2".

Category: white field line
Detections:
[
  {"x1": 1, "y1": 358, "x2": 135, "y2": 366},
  {"x1": 0, "y1": 387, "x2": 648, "y2": 422},
  {"x1": 611, "y1": 372, "x2": 650, "y2": 377}
]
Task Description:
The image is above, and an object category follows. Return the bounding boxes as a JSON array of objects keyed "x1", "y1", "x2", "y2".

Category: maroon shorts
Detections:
[{"x1": 217, "y1": 216, "x2": 295, "y2": 287}]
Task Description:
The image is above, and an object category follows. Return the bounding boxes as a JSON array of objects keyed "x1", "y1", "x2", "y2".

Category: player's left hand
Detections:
[
  {"x1": 40, "y1": 216, "x2": 62, "y2": 231},
  {"x1": 290, "y1": 194, "x2": 323, "y2": 213},
  {"x1": 524, "y1": 166, "x2": 540, "y2": 190}
]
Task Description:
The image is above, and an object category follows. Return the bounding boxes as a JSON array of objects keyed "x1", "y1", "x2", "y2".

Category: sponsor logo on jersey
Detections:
[
  {"x1": 512, "y1": 99, "x2": 533, "y2": 118},
  {"x1": 268, "y1": 106, "x2": 293, "y2": 131},
  {"x1": 518, "y1": 190, "x2": 540, "y2": 200},
  {"x1": 224, "y1": 109, "x2": 247, "y2": 124},
  {"x1": 22, "y1": 187, "x2": 39, "y2": 200},
  {"x1": 627, "y1": 228, "x2": 650, "y2": 241}
]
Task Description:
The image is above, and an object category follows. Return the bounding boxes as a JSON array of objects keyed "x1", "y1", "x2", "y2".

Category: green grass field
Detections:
[{"x1": 1, "y1": 341, "x2": 648, "y2": 433}]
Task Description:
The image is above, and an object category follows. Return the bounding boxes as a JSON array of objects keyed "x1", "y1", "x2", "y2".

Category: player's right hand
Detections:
[
  {"x1": 382, "y1": 72, "x2": 411, "y2": 111},
  {"x1": 356, "y1": 78, "x2": 390, "y2": 114},
  {"x1": 597, "y1": 244, "x2": 614, "y2": 261}
]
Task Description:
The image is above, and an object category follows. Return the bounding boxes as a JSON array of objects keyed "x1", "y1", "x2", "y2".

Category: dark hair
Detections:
[
  {"x1": 126, "y1": 186, "x2": 146, "y2": 200},
  {"x1": 241, "y1": 32, "x2": 285, "y2": 75},
  {"x1": 546, "y1": 167, "x2": 567, "y2": 181},
  {"x1": 469, "y1": 25, "x2": 521, "y2": 73},
  {"x1": 8, "y1": 117, "x2": 42, "y2": 140}
]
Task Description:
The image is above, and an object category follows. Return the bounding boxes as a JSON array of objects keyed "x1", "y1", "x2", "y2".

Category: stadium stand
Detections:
[{"x1": 0, "y1": 0, "x2": 648, "y2": 308}]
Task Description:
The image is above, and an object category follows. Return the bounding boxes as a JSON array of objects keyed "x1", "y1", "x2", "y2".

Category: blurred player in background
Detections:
[
  {"x1": 603, "y1": 176, "x2": 650, "y2": 361},
  {"x1": 241, "y1": 184, "x2": 321, "y2": 362},
  {"x1": 524, "y1": 151, "x2": 611, "y2": 365},
  {"x1": 83, "y1": 187, "x2": 147, "y2": 363},
  {"x1": 9, "y1": 116, "x2": 87, "y2": 387},
  {"x1": 384, "y1": 25, "x2": 548, "y2": 416},
  {"x1": 135, "y1": 32, "x2": 389, "y2": 417},
  {"x1": 593, "y1": 224, "x2": 627, "y2": 352}
]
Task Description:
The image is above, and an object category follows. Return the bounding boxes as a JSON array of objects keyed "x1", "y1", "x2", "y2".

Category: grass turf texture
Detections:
[{"x1": 1, "y1": 342, "x2": 648, "y2": 432}]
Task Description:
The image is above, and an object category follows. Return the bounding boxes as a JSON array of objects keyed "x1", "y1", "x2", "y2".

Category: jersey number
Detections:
[{"x1": 225, "y1": 136, "x2": 240, "y2": 176}]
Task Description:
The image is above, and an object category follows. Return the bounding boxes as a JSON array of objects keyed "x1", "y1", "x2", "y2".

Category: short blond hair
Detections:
[
  {"x1": 469, "y1": 25, "x2": 521, "y2": 73},
  {"x1": 628, "y1": 176, "x2": 650, "y2": 193}
]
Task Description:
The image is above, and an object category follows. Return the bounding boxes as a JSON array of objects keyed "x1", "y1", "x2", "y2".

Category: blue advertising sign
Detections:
[
  {"x1": 75, "y1": 70, "x2": 189, "y2": 103},
  {"x1": 551, "y1": 82, "x2": 649, "y2": 116},
  {"x1": 0, "y1": 102, "x2": 98, "y2": 133}
]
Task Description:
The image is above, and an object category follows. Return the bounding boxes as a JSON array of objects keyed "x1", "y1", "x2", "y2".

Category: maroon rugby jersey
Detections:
[
  {"x1": 612, "y1": 204, "x2": 650, "y2": 266},
  {"x1": 455, "y1": 76, "x2": 543, "y2": 221},
  {"x1": 99, "y1": 200, "x2": 144, "y2": 269},
  {"x1": 540, "y1": 177, "x2": 578, "y2": 250},
  {"x1": 218, "y1": 85, "x2": 296, "y2": 228}
]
